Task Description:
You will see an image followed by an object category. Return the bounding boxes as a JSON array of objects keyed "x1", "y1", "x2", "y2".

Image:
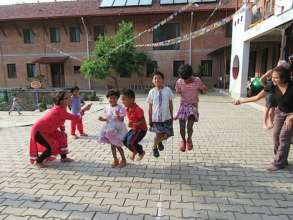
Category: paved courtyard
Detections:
[{"x1": 0, "y1": 93, "x2": 293, "y2": 220}]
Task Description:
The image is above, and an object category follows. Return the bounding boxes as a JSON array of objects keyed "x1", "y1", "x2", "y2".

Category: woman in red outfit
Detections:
[{"x1": 29, "y1": 90, "x2": 91, "y2": 168}]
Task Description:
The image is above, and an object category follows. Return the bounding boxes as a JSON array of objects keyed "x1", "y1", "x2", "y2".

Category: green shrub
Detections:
[{"x1": 39, "y1": 102, "x2": 47, "y2": 112}]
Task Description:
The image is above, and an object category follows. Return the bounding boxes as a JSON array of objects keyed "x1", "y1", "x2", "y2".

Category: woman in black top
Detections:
[{"x1": 267, "y1": 66, "x2": 293, "y2": 171}]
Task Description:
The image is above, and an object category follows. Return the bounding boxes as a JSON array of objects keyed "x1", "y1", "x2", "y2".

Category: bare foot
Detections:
[
  {"x1": 33, "y1": 161, "x2": 45, "y2": 168},
  {"x1": 71, "y1": 135, "x2": 79, "y2": 139},
  {"x1": 136, "y1": 151, "x2": 145, "y2": 161},
  {"x1": 129, "y1": 152, "x2": 137, "y2": 161},
  {"x1": 117, "y1": 159, "x2": 126, "y2": 168}
]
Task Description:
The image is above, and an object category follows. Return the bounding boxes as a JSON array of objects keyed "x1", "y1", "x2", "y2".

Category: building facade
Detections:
[
  {"x1": 0, "y1": 0, "x2": 238, "y2": 90},
  {"x1": 229, "y1": 0, "x2": 293, "y2": 98}
]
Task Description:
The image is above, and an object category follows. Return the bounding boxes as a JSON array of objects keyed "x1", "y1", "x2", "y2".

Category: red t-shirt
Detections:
[{"x1": 126, "y1": 103, "x2": 147, "y2": 131}]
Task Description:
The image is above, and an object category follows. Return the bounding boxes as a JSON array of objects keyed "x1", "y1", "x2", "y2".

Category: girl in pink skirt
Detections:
[
  {"x1": 98, "y1": 90, "x2": 128, "y2": 168},
  {"x1": 175, "y1": 64, "x2": 208, "y2": 152}
]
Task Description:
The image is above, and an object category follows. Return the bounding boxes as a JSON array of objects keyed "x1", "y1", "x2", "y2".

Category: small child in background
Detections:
[
  {"x1": 175, "y1": 64, "x2": 208, "y2": 152},
  {"x1": 147, "y1": 71, "x2": 174, "y2": 158},
  {"x1": 70, "y1": 86, "x2": 87, "y2": 139},
  {"x1": 121, "y1": 89, "x2": 147, "y2": 161},
  {"x1": 8, "y1": 95, "x2": 23, "y2": 115},
  {"x1": 98, "y1": 90, "x2": 127, "y2": 168}
]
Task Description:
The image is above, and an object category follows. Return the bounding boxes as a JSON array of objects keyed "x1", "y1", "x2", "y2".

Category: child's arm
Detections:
[
  {"x1": 148, "y1": 103, "x2": 153, "y2": 126},
  {"x1": 200, "y1": 84, "x2": 208, "y2": 94},
  {"x1": 233, "y1": 90, "x2": 265, "y2": 105},
  {"x1": 260, "y1": 69, "x2": 273, "y2": 86},
  {"x1": 169, "y1": 100, "x2": 173, "y2": 120},
  {"x1": 133, "y1": 117, "x2": 146, "y2": 127}
]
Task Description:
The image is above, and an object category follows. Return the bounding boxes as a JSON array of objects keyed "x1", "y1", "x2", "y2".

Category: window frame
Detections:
[
  {"x1": 7, "y1": 64, "x2": 17, "y2": 79},
  {"x1": 70, "y1": 26, "x2": 81, "y2": 42},
  {"x1": 23, "y1": 28, "x2": 34, "y2": 44},
  {"x1": 26, "y1": 63, "x2": 37, "y2": 78},
  {"x1": 153, "y1": 23, "x2": 180, "y2": 50},
  {"x1": 50, "y1": 27, "x2": 61, "y2": 43}
]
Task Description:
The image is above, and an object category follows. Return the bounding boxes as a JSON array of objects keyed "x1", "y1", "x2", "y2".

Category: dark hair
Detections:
[
  {"x1": 273, "y1": 66, "x2": 291, "y2": 83},
  {"x1": 121, "y1": 89, "x2": 135, "y2": 99},
  {"x1": 106, "y1": 89, "x2": 120, "y2": 99},
  {"x1": 53, "y1": 90, "x2": 67, "y2": 105},
  {"x1": 70, "y1": 86, "x2": 79, "y2": 93},
  {"x1": 152, "y1": 71, "x2": 164, "y2": 79},
  {"x1": 178, "y1": 64, "x2": 193, "y2": 80}
]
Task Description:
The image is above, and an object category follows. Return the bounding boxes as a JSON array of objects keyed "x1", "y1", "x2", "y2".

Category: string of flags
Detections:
[{"x1": 135, "y1": 15, "x2": 233, "y2": 48}]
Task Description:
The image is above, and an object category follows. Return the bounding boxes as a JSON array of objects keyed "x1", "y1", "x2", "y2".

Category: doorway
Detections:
[{"x1": 51, "y1": 63, "x2": 65, "y2": 88}]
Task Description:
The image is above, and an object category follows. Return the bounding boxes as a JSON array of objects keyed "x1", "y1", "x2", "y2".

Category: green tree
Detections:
[{"x1": 81, "y1": 21, "x2": 155, "y2": 89}]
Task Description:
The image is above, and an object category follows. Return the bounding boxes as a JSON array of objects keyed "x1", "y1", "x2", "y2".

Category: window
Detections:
[
  {"x1": 7, "y1": 64, "x2": 16, "y2": 79},
  {"x1": 23, "y1": 29, "x2": 33, "y2": 44},
  {"x1": 225, "y1": 21, "x2": 232, "y2": 38},
  {"x1": 70, "y1": 27, "x2": 81, "y2": 42},
  {"x1": 146, "y1": 60, "x2": 157, "y2": 77},
  {"x1": 93, "y1": 25, "x2": 105, "y2": 41},
  {"x1": 261, "y1": 48, "x2": 268, "y2": 74},
  {"x1": 173, "y1": 60, "x2": 184, "y2": 77},
  {"x1": 50, "y1": 27, "x2": 61, "y2": 43},
  {"x1": 201, "y1": 60, "x2": 213, "y2": 77},
  {"x1": 153, "y1": 23, "x2": 180, "y2": 50},
  {"x1": 74, "y1": 65, "x2": 80, "y2": 74},
  {"x1": 27, "y1": 63, "x2": 37, "y2": 78}
]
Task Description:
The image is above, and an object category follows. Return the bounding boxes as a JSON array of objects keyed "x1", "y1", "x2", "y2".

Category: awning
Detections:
[{"x1": 33, "y1": 56, "x2": 69, "y2": 64}]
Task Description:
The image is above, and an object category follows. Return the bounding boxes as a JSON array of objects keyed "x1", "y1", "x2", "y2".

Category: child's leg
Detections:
[
  {"x1": 187, "y1": 116, "x2": 195, "y2": 146},
  {"x1": 34, "y1": 131, "x2": 52, "y2": 166},
  {"x1": 133, "y1": 130, "x2": 147, "y2": 160},
  {"x1": 60, "y1": 153, "x2": 74, "y2": 162},
  {"x1": 263, "y1": 107, "x2": 270, "y2": 128},
  {"x1": 111, "y1": 145, "x2": 119, "y2": 167},
  {"x1": 71, "y1": 120, "x2": 77, "y2": 136},
  {"x1": 117, "y1": 147, "x2": 126, "y2": 168},
  {"x1": 123, "y1": 130, "x2": 137, "y2": 160},
  {"x1": 77, "y1": 118, "x2": 84, "y2": 135},
  {"x1": 267, "y1": 107, "x2": 275, "y2": 128},
  {"x1": 179, "y1": 119, "x2": 186, "y2": 142}
]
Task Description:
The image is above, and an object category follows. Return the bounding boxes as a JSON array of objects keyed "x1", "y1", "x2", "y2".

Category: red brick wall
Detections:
[{"x1": 0, "y1": 11, "x2": 233, "y2": 90}]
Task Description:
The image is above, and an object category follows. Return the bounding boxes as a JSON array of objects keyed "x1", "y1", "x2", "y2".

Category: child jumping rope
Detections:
[
  {"x1": 121, "y1": 89, "x2": 147, "y2": 161},
  {"x1": 70, "y1": 86, "x2": 87, "y2": 139},
  {"x1": 147, "y1": 71, "x2": 174, "y2": 158},
  {"x1": 175, "y1": 64, "x2": 208, "y2": 152},
  {"x1": 98, "y1": 90, "x2": 127, "y2": 168}
]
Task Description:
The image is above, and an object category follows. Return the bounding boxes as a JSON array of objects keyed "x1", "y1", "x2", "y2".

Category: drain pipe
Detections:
[{"x1": 81, "y1": 17, "x2": 91, "y2": 90}]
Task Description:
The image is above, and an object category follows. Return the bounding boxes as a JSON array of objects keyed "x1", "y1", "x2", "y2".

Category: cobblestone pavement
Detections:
[{"x1": 1, "y1": 93, "x2": 293, "y2": 220}]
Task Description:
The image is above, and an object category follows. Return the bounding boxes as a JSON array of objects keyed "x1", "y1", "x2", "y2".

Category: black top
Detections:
[
  {"x1": 276, "y1": 81, "x2": 293, "y2": 113},
  {"x1": 263, "y1": 80, "x2": 274, "y2": 93}
]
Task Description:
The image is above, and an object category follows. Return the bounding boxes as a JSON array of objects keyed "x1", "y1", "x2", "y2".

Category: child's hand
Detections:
[
  {"x1": 83, "y1": 103, "x2": 92, "y2": 111},
  {"x1": 233, "y1": 100, "x2": 241, "y2": 105},
  {"x1": 98, "y1": 116, "x2": 107, "y2": 122}
]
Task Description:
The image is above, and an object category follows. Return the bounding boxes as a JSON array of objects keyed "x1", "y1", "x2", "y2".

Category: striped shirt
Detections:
[{"x1": 175, "y1": 77, "x2": 205, "y2": 106}]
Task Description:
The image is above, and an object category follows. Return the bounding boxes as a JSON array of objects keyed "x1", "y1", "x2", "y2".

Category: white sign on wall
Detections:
[{"x1": 275, "y1": 0, "x2": 293, "y2": 15}]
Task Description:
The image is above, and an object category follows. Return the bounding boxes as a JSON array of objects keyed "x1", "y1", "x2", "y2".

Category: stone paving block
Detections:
[
  {"x1": 45, "y1": 209, "x2": 72, "y2": 219},
  {"x1": 219, "y1": 204, "x2": 245, "y2": 213},
  {"x1": 80, "y1": 197, "x2": 103, "y2": 205},
  {"x1": 102, "y1": 198, "x2": 125, "y2": 206},
  {"x1": 116, "y1": 193, "x2": 138, "y2": 200},
  {"x1": 2, "y1": 207, "x2": 27, "y2": 215},
  {"x1": 23, "y1": 208, "x2": 49, "y2": 218},
  {"x1": 159, "y1": 208, "x2": 182, "y2": 218},
  {"x1": 124, "y1": 199, "x2": 147, "y2": 207},
  {"x1": 1, "y1": 199, "x2": 25, "y2": 207},
  {"x1": 244, "y1": 205, "x2": 272, "y2": 215},
  {"x1": 5, "y1": 216, "x2": 29, "y2": 220},
  {"x1": 20, "y1": 200, "x2": 44, "y2": 209},
  {"x1": 147, "y1": 200, "x2": 170, "y2": 209},
  {"x1": 86, "y1": 204, "x2": 110, "y2": 213},
  {"x1": 41, "y1": 201, "x2": 67, "y2": 211},
  {"x1": 261, "y1": 215, "x2": 290, "y2": 220},
  {"x1": 138, "y1": 194, "x2": 159, "y2": 201},
  {"x1": 95, "y1": 192, "x2": 117, "y2": 199},
  {"x1": 118, "y1": 213, "x2": 144, "y2": 220},
  {"x1": 63, "y1": 203, "x2": 88, "y2": 211},
  {"x1": 93, "y1": 213, "x2": 119, "y2": 220},
  {"x1": 109, "y1": 205, "x2": 134, "y2": 214},
  {"x1": 75, "y1": 191, "x2": 96, "y2": 198},
  {"x1": 59, "y1": 196, "x2": 83, "y2": 203},
  {"x1": 133, "y1": 207, "x2": 157, "y2": 216},
  {"x1": 207, "y1": 210, "x2": 235, "y2": 220},
  {"x1": 68, "y1": 211, "x2": 95, "y2": 220},
  {"x1": 182, "y1": 209, "x2": 208, "y2": 219},
  {"x1": 170, "y1": 201, "x2": 193, "y2": 209},
  {"x1": 234, "y1": 213, "x2": 262, "y2": 220}
]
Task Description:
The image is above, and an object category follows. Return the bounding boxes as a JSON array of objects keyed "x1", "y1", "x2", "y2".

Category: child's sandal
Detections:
[
  {"x1": 179, "y1": 141, "x2": 186, "y2": 152},
  {"x1": 187, "y1": 141, "x2": 193, "y2": 151},
  {"x1": 111, "y1": 159, "x2": 119, "y2": 168},
  {"x1": 117, "y1": 159, "x2": 126, "y2": 168}
]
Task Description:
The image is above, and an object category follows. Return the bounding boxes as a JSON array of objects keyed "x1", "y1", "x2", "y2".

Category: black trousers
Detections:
[{"x1": 35, "y1": 131, "x2": 66, "y2": 163}]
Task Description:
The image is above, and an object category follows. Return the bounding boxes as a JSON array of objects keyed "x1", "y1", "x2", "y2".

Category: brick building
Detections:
[{"x1": 0, "y1": 0, "x2": 238, "y2": 90}]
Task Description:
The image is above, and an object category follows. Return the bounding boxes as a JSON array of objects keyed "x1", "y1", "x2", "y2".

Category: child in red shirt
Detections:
[{"x1": 121, "y1": 89, "x2": 147, "y2": 161}]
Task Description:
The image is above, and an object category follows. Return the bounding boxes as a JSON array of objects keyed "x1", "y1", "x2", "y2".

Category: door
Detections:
[{"x1": 51, "y1": 63, "x2": 65, "y2": 88}]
